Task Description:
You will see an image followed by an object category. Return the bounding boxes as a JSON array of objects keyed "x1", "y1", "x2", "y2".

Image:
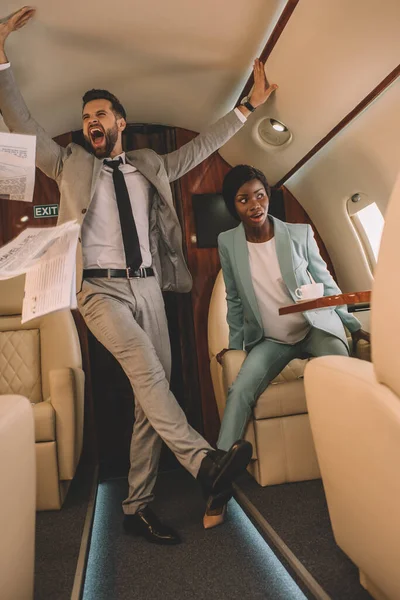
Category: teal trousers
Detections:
[{"x1": 217, "y1": 327, "x2": 348, "y2": 451}]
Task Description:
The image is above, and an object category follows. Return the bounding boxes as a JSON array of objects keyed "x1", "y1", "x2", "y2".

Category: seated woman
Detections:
[{"x1": 204, "y1": 164, "x2": 370, "y2": 529}]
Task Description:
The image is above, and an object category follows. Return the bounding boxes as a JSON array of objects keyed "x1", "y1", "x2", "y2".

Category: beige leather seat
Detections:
[
  {"x1": 0, "y1": 276, "x2": 85, "y2": 510},
  {"x1": 208, "y1": 269, "x2": 320, "y2": 486},
  {"x1": 304, "y1": 175, "x2": 400, "y2": 600},
  {"x1": 0, "y1": 395, "x2": 35, "y2": 600}
]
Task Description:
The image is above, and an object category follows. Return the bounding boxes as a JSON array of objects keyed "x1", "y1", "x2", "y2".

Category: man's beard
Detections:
[{"x1": 84, "y1": 123, "x2": 119, "y2": 159}]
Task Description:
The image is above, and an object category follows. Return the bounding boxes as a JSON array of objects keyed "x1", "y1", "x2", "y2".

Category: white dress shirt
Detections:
[
  {"x1": 81, "y1": 153, "x2": 153, "y2": 269},
  {"x1": 247, "y1": 238, "x2": 310, "y2": 344}
]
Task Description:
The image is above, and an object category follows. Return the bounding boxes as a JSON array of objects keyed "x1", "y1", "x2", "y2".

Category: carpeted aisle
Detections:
[
  {"x1": 235, "y1": 473, "x2": 373, "y2": 600},
  {"x1": 34, "y1": 463, "x2": 95, "y2": 600},
  {"x1": 82, "y1": 469, "x2": 308, "y2": 600}
]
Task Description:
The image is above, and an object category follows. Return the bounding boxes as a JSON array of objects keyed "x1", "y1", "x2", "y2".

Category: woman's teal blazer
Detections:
[{"x1": 217, "y1": 216, "x2": 361, "y2": 352}]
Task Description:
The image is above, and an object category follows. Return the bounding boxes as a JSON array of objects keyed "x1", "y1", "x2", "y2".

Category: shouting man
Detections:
[{"x1": 0, "y1": 6, "x2": 277, "y2": 543}]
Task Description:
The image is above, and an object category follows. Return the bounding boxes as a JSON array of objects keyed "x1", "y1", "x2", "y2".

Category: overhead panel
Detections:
[
  {"x1": 219, "y1": 0, "x2": 400, "y2": 185},
  {"x1": 287, "y1": 79, "x2": 400, "y2": 292}
]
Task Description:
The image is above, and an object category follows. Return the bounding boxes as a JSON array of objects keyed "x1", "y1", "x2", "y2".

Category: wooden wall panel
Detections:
[
  {"x1": 0, "y1": 162, "x2": 60, "y2": 243},
  {"x1": 175, "y1": 129, "x2": 231, "y2": 445},
  {"x1": 0, "y1": 132, "x2": 71, "y2": 244}
]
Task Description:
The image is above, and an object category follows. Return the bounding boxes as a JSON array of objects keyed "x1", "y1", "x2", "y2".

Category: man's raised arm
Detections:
[
  {"x1": 0, "y1": 6, "x2": 36, "y2": 64},
  {"x1": 161, "y1": 58, "x2": 278, "y2": 182},
  {"x1": 0, "y1": 6, "x2": 66, "y2": 181}
]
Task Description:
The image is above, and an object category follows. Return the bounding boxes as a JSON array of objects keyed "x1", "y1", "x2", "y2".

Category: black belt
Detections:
[{"x1": 83, "y1": 267, "x2": 154, "y2": 279}]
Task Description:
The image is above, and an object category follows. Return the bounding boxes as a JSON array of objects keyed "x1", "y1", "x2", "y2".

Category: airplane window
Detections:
[{"x1": 351, "y1": 202, "x2": 384, "y2": 269}]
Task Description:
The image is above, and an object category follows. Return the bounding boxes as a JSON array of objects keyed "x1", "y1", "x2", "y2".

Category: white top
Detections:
[
  {"x1": 0, "y1": 61, "x2": 246, "y2": 268},
  {"x1": 247, "y1": 237, "x2": 310, "y2": 344}
]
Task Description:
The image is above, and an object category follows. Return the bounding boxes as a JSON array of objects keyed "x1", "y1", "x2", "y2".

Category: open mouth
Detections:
[
  {"x1": 89, "y1": 126, "x2": 105, "y2": 147},
  {"x1": 249, "y1": 211, "x2": 264, "y2": 222}
]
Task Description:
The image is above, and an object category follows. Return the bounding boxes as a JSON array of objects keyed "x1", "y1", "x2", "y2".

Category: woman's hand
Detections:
[
  {"x1": 249, "y1": 58, "x2": 278, "y2": 108},
  {"x1": 351, "y1": 328, "x2": 371, "y2": 345},
  {"x1": 216, "y1": 348, "x2": 230, "y2": 365}
]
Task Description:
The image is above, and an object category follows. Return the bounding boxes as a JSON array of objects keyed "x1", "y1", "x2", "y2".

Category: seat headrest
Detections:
[
  {"x1": 372, "y1": 172, "x2": 400, "y2": 396},
  {"x1": 0, "y1": 275, "x2": 25, "y2": 316},
  {"x1": 207, "y1": 270, "x2": 229, "y2": 359}
]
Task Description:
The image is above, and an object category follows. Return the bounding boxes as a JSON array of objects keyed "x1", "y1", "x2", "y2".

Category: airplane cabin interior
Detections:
[{"x1": 0, "y1": 1, "x2": 400, "y2": 599}]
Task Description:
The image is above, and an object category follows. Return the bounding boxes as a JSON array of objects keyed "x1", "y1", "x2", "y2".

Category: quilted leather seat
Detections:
[
  {"x1": 208, "y1": 269, "x2": 320, "y2": 486},
  {"x1": 209, "y1": 270, "x2": 370, "y2": 486},
  {"x1": 304, "y1": 174, "x2": 400, "y2": 600},
  {"x1": 0, "y1": 276, "x2": 85, "y2": 510},
  {"x1": 0, "y1": 395, "x2": 35, "y2": 600}
]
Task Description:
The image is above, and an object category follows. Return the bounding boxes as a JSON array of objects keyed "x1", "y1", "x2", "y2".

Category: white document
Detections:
[
  {"x1": 0, "y1": 221, "x2": 80, "y2": 323},
  {"x1": 0, "y1": 221, "x2": 78, "y2": 280},
  {"x1": 22, "y1": 226, "x2": 80, "y2": 323},
  {"x1": 0, "y1": 131, "x2": 36, "y2": 203}
]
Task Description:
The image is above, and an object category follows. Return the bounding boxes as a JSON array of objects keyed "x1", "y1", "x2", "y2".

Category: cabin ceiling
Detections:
[
  {"x1": 1, "y1": 0, "x2": 399, "y2": 189},
  {"x1": 2, "y1": 0, "x2": 286, "y2": 135}
]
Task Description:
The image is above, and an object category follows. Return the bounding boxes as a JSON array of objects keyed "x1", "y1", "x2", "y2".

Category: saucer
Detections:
[{"x1": 295, "y1": 296, "x2": 321, "y2": 304}]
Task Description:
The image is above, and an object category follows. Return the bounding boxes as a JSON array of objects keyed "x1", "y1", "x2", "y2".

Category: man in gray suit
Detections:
[{"x1": 0, "y1": 7, "x2": 277, "y2": 543}]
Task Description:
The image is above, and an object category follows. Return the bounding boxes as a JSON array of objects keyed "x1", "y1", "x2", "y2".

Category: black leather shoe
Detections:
[
  {"x1": 197, "y1": 440, "x2": 252, "y2": 510},
  {"x1": 123, "y1": 506, "x2": 181, "y2": 545}
]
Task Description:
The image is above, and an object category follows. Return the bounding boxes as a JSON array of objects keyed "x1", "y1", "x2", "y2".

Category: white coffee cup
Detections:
[{"x1": 295, "y1": 282, "x2": 324, "y2": 301}]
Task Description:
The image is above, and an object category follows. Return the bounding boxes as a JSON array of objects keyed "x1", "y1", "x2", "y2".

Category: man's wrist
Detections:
[
  {"x1": 238, "y1": 96, "x2": 258, "y2": 118},
  {"x1": 248, "y1": 96, "x2": 262, "y2": 109},
  {"x1": 236, "y1": 105, "x2": 251, "y2": 119},
  {"x1": 233, "y1": 105, "x2": 247, "y2": 122},
  {"x1": 0, "y1": 47, "x2": 9, "y2": 64}
]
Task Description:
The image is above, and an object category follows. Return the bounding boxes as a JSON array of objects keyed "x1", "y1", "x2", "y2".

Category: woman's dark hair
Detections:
[
  {"x1": 82, "y1": 89, "x2": 127, "y2": 120},
  {"x1": 222, "y1": 164, "x2": 271, "y2": 221}
]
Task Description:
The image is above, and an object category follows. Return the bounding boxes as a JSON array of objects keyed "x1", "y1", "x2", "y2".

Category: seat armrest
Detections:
[
  {"x1": 304, "y1": 356, "x2": 400, "y2": 599},
  {"x1": 48, "y1": 367, "x2": 85, "y2": 481},
  {"x1": 355, "y1": 339, "x2": 371, "y2": 362},
  {"x1": 345, "y1": 310, "x2": 371, "y2": 362},
  {"x1": 222, "y1": 350, "x2": 247, "y2": 393},
  {"x1": 0, "y1": 395, "x2": 35, "y2": 600},
  {"x1": 347, "y1": 337, "x2": 371, "y2": 361}
]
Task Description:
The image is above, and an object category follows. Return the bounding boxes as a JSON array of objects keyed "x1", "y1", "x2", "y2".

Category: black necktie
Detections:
[{"x1": 104, "y1": 158, "x2": 142, "y2": 270}]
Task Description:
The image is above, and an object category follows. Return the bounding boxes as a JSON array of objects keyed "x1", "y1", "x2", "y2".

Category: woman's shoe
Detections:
[{"x1": 203, "y1": 504, "x2": 227, "y2": 530}]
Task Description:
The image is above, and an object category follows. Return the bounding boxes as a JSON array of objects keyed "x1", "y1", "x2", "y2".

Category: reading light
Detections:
[
  {"x1": 270, "y1": 119, "x2": 287, "y2": 132},
  {"x1": 257, "y1": 117, "x2": 292, "y2": 147}
]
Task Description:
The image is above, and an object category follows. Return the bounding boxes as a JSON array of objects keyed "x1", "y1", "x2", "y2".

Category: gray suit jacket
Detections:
[
  {"x1": 218, "y1": 217, "x2": 361, "y2": 352},
  {"x1": 0, "y1": 67, "x2": 244, "y2": 292}
]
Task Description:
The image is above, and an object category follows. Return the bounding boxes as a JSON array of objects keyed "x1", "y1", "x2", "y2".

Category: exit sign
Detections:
[{"x1": 33, "y1": 204, "x2": 59, "y2": 218}]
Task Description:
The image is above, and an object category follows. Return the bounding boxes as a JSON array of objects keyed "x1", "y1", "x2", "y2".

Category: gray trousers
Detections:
[
  {"x1": 218, "y1": 327, "x2": 349, "y2": 451},
  {"x1": 77, "y1": 276, "x2": 211, "y2": 514}
]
